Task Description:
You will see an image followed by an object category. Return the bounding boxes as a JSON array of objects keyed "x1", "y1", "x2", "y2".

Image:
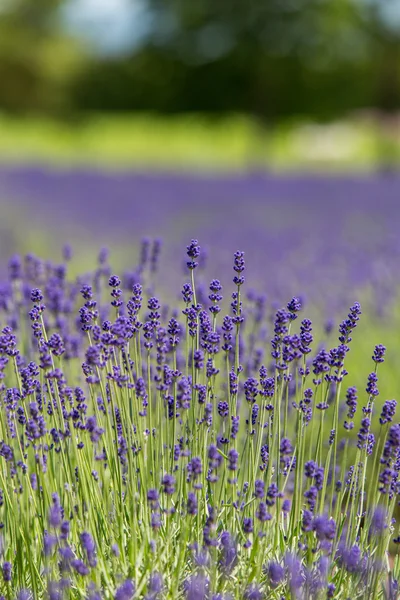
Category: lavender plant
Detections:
[{"x1": 0, "y1": 243, "x2": 397, "y2": 599}]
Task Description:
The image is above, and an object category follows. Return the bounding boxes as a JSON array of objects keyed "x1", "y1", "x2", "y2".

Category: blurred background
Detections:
[
  {"x1": 1, "y1": 0, "x2": 400, "y2": 338},
  {"x1": 2, "y1": 0, "x2": 400, "y2": 166},
  {"x1": 2, "y1": 0, "x2": 400, "y2": 167}
]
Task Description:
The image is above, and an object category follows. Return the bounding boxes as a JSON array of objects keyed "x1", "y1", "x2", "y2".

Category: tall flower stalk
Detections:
[{"x1": 0, "y1": 242, "x2": 395, "y2": 599}]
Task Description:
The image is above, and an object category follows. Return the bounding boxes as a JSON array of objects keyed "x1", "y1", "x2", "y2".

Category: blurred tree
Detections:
[
  {"x1": 0, "y1": 0, "x2": 85, "y2": 113},
  {"x1": 72, "y1": 0, "x2": 391, "y2": 120},
  {"x1": 2, "y1": 0, "x2": 400, "y2": 120},
  {"x1": 364, "y1": 1, "x2": 400, "y2": 112}
]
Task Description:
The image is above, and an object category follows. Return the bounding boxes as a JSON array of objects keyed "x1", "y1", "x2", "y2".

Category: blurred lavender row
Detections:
[{"x1": 1, "y1": 166, "x2": 399, "y2": 315}]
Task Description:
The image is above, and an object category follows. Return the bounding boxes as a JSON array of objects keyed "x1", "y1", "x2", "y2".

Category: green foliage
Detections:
[
  {"x1": 0, "y1": 0, "x2": 85, "y2": 114},
  {"x1": 1, "y1": 0, "x2": 400, "y2": 119}
]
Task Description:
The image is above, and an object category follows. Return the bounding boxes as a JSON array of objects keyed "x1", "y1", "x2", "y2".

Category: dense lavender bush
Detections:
[{"x1": 0, "y1": 241, "x2": 397, "y2": 598}]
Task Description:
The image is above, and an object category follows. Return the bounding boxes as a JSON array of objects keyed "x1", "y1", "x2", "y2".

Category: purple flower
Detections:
[
  {"x1": 2, "y1": 562, "x2": 11, "y2": 583},
  {"x1": 337, "y1": 544, "x2": 362, "y2": 573},
  {"x1": 43, "y1": 533, "x2": 57, "y2": 556},
  {"x1": 268, "y1": 561, "x2": 285, "y2": 587},
  {"x1": 219, "y1": 531, "x2": 237, "y2": 574},
  {"x1": 145, "y1": 572, "x2": 163, "y2": 599},
  {"x1": 150, "y1": 239, "x2": 162, "y2": 273},
  {"x1": 218, "y1": 401, "x2": 229, "y2": 418},
  {"x1": 327, "y1": 583, "x2": 336, "y2": 598},
  {"x1": 187, "y1": 457, "x2": 202, "y2": 481},
  {"x1": 256, "y1": 502, "x2": 271, "y2": 522},
  {"x1": 302, "y1": 509, "x2": 313, "y2": 532},
  {"x1": 98, "y1": 247, "x2": 109, "y2": 265},
  {"x1": 182, "y1": 283, "x2": 193, "y2": 304},
  {"x1": 231, "y1": 415, "x2": 240, "y2": 440},
  {"x1": 184, "y1": 574, "x2": 209, "y2": 600},
  {"x1": 357, "y1": 417, "x2": 371, "y2": 450},
  {"x1": 108, "y1": 275, "x2": 121, "y2": 288},
  {"x1": 186, "y1": 239, "x2": 200, "y2": 270},
  {"x1": 161, "y1": 474, "x2": 176, "y2": 495},
  {"x1": 187, "y1": 492, "x2": 198, "y2": 516},
  {"x1": 31, "y1": 288, "x2": 43, "y2": 303},
  {"x1": 304, "y1": 460, "x2": 317, "y2": 478},
  {"x1": 139, "y1": 237, "x2": 150, "y2": 270},
  {"x1": 388, "y1": 577, "x2": 398, "y2": 600},
  {"x1": 229, "y1": 369, "x2": 238, "y2": 395},
  {"x1": 167, "y1": 318, "x2": 180, "y2": 347},
  {"x1": 244, "y1": 378, "x2": 258, "y2": 403},
  {"x1": 284, "y1": 552, "x2": 304, "y2": 591},
  {"x1": 329, "y1": 429, "x2": 335, "y2": 445},
  {"x1": 372, "y1": 344, "x2": 386, "y2": 363},
  {"x1": 71, "y1": 559, "x2": 90, "y2": 576},
  {"x1": 87, "y1": 585, "x2": 102, "y2": 600},
  {"x1": 300, "y1": 319, "x2": 313, "y2": 353},
  {"x1": 48, "y1": 503, "x2": 62, "y2": 528},
  {"x1": 47, "y1": 581, "x2": 62, "y2": 600},
  {"x1": 151, "y1": 513, "x2": 162, "y2": 529},
  {"x1": 193, "y1": 350, "x2": 204, "y2": 370},
  {"x1": 338, "y1": 302, "x2": 361, "y2": 343},
  {"x1": 233, "y1": 251, "x2": 245, "y2": 286},
  {"x1": 266, "y1": 483, "x2": 281, "y2": 506},
  {"x1": 243, "y1": 517, "x2": 253, "y2": 534},
  {"x1": 115, "y1": 579, "x2": 135, "y2": 600},
  {"x1": 222, "y1": 316, "x2": 233, "y2": 352},
  {"x1": 254, "y1": 479, "x2": 265, "y2": 499},
  {"x1": 344, "y1": 386, "x2": 357, "y2": 429},
  {"x1": 62, "y1": 243, "x2": 72, "y2": 261},
  {"x1": 280, "y1": 437, "x2": 293, "y2": 455},
  {"x1": 8, "y1": 255, "x2": 22, "y2": 280},
  {"x1": 287, "y1": 296, "x2": 302, "y2": 313},
  {"x1": 366, "y1": 372, "x2": 379, "y2": 397},
  {"x1": 80, "y1": 531, "x2": 96, "y2": 566},
  {"x1": 209, "y1": 279, "x2": 222, "y2": 313},
  {"x1": 380, "y1": 399, "x2": 397, "y2": 425},
  {"x1": 312, "y1": 515, "x2": 336, "y2": 541},
  {"x1": 370, "y1": 505, "x2": 387, "y2": 536},
  {"x1": 304, "y1": 486, "x2": 318, "y2": 511},
  {"x1": 227, "y1": 448, "x2": 239, "y2": 471},
  {"x1": 147, "y1": 488, "x2": 159, "y2": 509}
]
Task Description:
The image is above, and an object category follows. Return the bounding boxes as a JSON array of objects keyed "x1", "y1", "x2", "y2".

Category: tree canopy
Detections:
[{"x1": 1, "y1": 0, "x2": 400, "y2": 120}]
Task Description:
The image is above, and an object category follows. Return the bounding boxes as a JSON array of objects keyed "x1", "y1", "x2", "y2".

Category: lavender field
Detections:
[
  {"x1": 0, "y1": 165, "x2": 399, "y2": 599},
  {"x1": 1, "y1": 166, "x2": 399, "y2": 306}
]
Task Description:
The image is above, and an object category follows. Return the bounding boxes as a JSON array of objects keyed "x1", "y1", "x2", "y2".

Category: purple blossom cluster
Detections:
[{"x1": 0, "y1": 240, "x2": 395, "y2": 599}]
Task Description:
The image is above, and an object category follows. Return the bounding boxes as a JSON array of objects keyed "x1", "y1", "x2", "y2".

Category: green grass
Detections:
[{"x1": 0, "y1": 112, "x2": 397, "y2": 171}]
